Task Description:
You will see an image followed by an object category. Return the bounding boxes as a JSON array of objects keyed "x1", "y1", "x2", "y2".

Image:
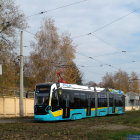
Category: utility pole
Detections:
[{"x1": 20, "y1": 31, "x2": 24, "y2": 117}]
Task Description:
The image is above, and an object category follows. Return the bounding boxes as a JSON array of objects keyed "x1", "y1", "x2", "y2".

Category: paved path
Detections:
[{"x1": 0, "y1": 119, "x2": 34, "y2": 123}]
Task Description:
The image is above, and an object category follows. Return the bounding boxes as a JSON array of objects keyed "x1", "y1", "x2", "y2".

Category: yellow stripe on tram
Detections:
[
  {"x1": 85, "y1": 107, "x2": 107, "y2": 112},
  {"x1": 51, "y1": 109, "x2": 63, "y2": 117},
  {"x1": 98, "y1": 107, "x2": 107, "y2": 110},
  {"x1": 116, "y1": 107, "x2": 119, "y2": 114}
]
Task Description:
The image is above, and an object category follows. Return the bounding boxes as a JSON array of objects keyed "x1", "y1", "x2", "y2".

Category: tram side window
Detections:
[
  {"x1": 115, "y1": 95, "x2": 118, "y2": 106},
  {"x1": 60, "y1": 90, "x2": 94, "y2": 109},
  {"x1": 90, "y1": 94, "x2": 95, "y2": 108},
  {"x1": 59, "y1": 90, "x2": 81, "y2": 109},
  {"x1": 69, "y1": 93, "x2": 74, "y2": 108},
  {"x1": 74, "y1": 93, "x2": 81, "y2": 108},
  {"x1": 98, "y1": 98, "x2": 107, "y2": 107},
  {"x1": 122, "y1": 95, "x2": 125, "y2": 107},
  {"x1": 119, "y1": 95, "x2": 123, "y2": 106},
  {"x1": 80, "y1": 93, "x2": 87, "y2": 108},
  {"x1": 72, "y1": 91, "x2": 88, "y2": 109},
  {"x1": 115, "y1": 95, "x2": 123, "y2": 107},
  {"x1": 59, "y1": 90, "x2": 71, "y2": 108},
  {"x1": 98, "y1": 93, "x2": 107, "y2": 107},
  {"x1": 109, "y1": 94, "x2": 113, "y2": 107}
]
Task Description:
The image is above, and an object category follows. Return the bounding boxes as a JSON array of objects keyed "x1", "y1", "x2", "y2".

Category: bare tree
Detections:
[
  {"x1": 86, "y1": 81, "x2": 97, "y2": 87},
  {"x1": 102, "y1": 72, "x2": 114, "y2": 89},
  {"x1": 129, "y1": 72, "x2": 139, "y2": 93}
]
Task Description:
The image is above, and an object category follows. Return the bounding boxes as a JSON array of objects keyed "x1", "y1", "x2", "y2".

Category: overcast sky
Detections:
[{"x1": 15, "y1": 0, "x2": 140, "y2": 83}]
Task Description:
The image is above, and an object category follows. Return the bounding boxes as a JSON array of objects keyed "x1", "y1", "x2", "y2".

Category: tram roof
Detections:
[
  {"x1": 35, "y1": 83, "x2": 124, "y2": 94},
  {"x1": 108, "y1": 88, "x2": 124, "y2": 95},
  {"x1": 57, "y1": 83, "x2": 104, "y2": 92},
  {"x1": 57, "y1": 83, "x2": 124, "y2": 94}
]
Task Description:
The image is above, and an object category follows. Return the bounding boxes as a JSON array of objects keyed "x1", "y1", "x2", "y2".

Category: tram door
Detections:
[
  {"x1": 122, "y1": 95, "x2": 125, "y2": 112},
  {"x1": 113, "y1": 95, "x2": 115, "y2": 113},
  {"x1": 86, "y1": 94, "x2": 91, "y2": 116},
  {"x1": 63, "y1": 94, "x2": 70, "y2": 118}
]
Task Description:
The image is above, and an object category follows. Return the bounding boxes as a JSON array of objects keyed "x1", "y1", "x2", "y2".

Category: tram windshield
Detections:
[{"x1": 35, "y1": 85, "x2": 51, "y2": 105}]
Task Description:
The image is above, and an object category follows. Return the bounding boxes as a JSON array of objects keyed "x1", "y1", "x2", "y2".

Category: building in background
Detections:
[{"x1": 125, "y1": 92, "x2": 140, "y2": 111}]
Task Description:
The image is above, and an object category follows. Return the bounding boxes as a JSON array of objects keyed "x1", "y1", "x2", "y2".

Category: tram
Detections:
[{"x1": 34, "y1": 82, "x2": 125, "y2": 121}]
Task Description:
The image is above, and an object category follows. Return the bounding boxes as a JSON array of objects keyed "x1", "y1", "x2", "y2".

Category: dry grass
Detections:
[{"x1": 0, "y1": 111, "x2": 140, "y2": 140}]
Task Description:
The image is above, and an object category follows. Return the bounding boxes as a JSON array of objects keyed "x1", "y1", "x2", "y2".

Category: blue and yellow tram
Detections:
[{"x1": 34, "y1": 83, "x2": 125, "y2": 121}]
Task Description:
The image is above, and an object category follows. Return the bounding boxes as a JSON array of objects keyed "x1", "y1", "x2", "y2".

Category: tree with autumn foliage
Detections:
[
  {"x1": 25, "y1": 18, "x2": 82, "y2": 89},
  {"x1": 63, "y1": 61, "x2": 83, "y2": 84},
  {"x1": 101, "y1": 70, "x2": 139, "y2": 93},
  {"x1": 0, "y1": 0, "x2": 27, "y2": 93},
  {"x1": 113, "y1": 70, "x2": 129, "y2": 93}
]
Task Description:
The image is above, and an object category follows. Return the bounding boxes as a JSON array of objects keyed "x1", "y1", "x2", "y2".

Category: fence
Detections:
[
  {"x1": 0, "y1": 96, "x2": 34, "y2": 117},
  {"x1": 125, "y1": 106, "x2": 140, "y2": 111},
  {"x1": 0, "y1": 96, "x2": 140, "y2": 117}
]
